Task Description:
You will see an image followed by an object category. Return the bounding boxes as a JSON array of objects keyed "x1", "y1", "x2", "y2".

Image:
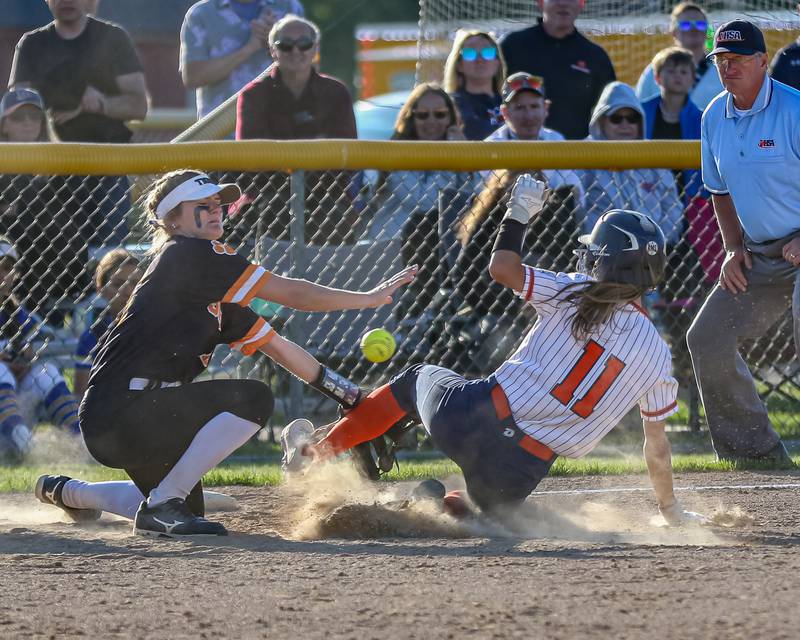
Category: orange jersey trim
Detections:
[
  {"x1": 641, "y1": 401, "x2": 678, "y2": 418},
  {"x1": 230, "y1": 319, "x2": 276, "y2": 356},
  {"x1": 222, "y1": 265, "x2": 272, "y2": 306}
]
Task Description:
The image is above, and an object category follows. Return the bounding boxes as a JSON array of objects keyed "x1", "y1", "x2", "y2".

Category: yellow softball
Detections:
[{"x1": 360, "y1": 328, "x2": 397, "y2": 363}]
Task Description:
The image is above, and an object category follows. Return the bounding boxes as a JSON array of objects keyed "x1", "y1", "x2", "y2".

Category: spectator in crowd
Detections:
[
  {"x1": 642, "y1": 47, "x2": 722, "y2": 288},
  {"x1": 366, "y1": 84, "x2": 472, "y2": 324},
  {"x1": 579, "y1": 82, "x2": 684, "y2": 247},
  {"x1": 0, "y1": 88, "x2": 93, "y2": 320},
  {"x1": 443, "y1": 168, "x2": 580, "y2": 374},
  {"x1": 9, "y1": 0, "x2": 147, "y2": 143},
  {"x1": 642, "y1": 47, "x2": 703, "y2": 198},
  {"x1": 0, "y1": 238, "x2": 82, "y2": 463},
  {"x1": 485, "y1": 73, "x2": 582, "y2": 194},
  {"x1": 769, "y1": 3, "x2": 800, "y2": 90},
  {"x1": 443, "y1": 29, "x2": 506, "y2": 141},
  {"x1": 235, "y1": 14, "x2": 357, "y2": 245},
  {"x1": 636, "y1": 3, "x2": 723, "y2": 110},
  {"x1": 500, "y1": 0, "x2": 616, "y2": 140},
  {"x1": 73, "y1": 249, "x2": 142, "y2": 399},
  {"x1": 181, "y1": 0, "x2": 305, "y2": 119},
  {"x1": 9, "y1": 0, "x2": 147, "y2": 255}
]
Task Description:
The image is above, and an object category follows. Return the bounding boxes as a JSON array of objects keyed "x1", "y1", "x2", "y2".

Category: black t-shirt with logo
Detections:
[
  {"x1": 501, "y1": 19, "x2": 616, "y2": 139},
  {"x1": 88, "y1": 236, "x2": 274, "y2": 391},
  {"x1": 9, "y1": 17, "x2": 143, "y2": 142}
]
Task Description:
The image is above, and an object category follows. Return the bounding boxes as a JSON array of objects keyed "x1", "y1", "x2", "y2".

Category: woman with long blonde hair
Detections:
[{"x1": 443, "y1": 29, "x2": 506, "y2": 140}]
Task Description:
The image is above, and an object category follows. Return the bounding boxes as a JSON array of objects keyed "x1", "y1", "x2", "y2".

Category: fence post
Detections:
[{"x1": 288, "y1": 170, "x2": 306, "y2": 418}]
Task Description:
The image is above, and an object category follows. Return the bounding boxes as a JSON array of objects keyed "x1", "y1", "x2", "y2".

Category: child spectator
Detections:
[
  {"x1": 636, "y1": 2, "x2": 722, "y2": 110},
  {"x1": 73, "y1": 249, "x2": 142, "y2": 399},
  {"x1": 0, "y1": 88, "x2": 93, "y2": 325},
  {"x1": 0, "y1": 237, "x2": 81, "y2": 462},
  {"x1": 443, "y1": 29, "x2": 506, "y2": 140},
  {"x1": 642, "y1": 47, "x2": 703, "y2": 199},
  {"x1": 642, "y1": 47, "x2": 722, "y2": 288}
]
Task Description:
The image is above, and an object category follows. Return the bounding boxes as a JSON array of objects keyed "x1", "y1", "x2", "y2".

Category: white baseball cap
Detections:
[{"x1": 155, "y1": 173, "x2": 241, "y2": 220}]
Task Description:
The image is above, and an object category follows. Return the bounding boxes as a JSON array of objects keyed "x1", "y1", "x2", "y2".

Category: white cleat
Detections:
[{"x1": 280, "y1": 419, "x2": 315, "y2": 474}]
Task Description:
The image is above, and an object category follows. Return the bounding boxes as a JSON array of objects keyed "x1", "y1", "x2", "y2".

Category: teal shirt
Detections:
[{"x1": 701, "y1": 75, "x2": 800, "y2": 242}]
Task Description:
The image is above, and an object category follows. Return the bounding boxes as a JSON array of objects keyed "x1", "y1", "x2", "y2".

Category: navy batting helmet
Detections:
[{"x1": 576, "y1": 209, "x2": 666, "y2": 288}]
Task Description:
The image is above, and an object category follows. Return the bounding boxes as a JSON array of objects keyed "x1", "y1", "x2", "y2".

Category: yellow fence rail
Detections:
[{"x1": 0, "y1": 140, "x2": 700, "y2": 175}]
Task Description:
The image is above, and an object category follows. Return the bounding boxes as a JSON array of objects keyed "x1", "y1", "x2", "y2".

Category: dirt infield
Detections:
[{"x1": 2, "y1": 469, "x2": 800, "y2": 639}]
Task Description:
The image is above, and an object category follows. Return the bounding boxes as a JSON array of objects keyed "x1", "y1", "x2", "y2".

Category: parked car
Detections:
[{"x1": 353, "y1": 90, "x2": 408, "y2": 139}]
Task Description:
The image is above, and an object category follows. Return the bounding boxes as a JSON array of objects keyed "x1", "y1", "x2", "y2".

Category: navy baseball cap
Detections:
[
  {"x1": 0, "y1": 87, "x2": 44, "y2": 118},
  {"x1": 502, "y1": 72, "x2": 545, "y2": 103},
  {"x1": 707, "y1": 20, "x2": 766, "y2": 58}
]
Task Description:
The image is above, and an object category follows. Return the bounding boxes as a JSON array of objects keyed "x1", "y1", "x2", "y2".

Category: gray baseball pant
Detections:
[{"x1": 686, "y1": 245, "x2": 799, "y2": 458}]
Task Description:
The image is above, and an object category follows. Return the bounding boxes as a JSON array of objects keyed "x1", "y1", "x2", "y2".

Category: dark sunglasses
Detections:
[
  {"x1": 676, "y1": 19, "x2": 708, "y2": 32},
  {"x1": 608, "y1": 112, "x2": 641, "y2": 125},
  {"x1": 412, "y1": 109, "x2": 450, "y2": 121},
  {"x1": 274, "y1": 37, "x2": 315, "y2": 53},
  {"x1": 461, "y1": 46, "x2": 497, "y2": 62}
]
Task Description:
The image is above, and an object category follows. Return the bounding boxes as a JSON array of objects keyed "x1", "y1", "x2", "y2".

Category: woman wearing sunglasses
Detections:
[
  {"x1": 365, "y1": 84, "x2": 475, "y2": 335},
  {"x1": 443, "y1": 29, "x2": 507, "y2": 140},
  {"x1": 580, "y1": 82, "x2": 684, "y2": 250},
  {"x1": 635, "y1": 2, "x2": 722, "y2": 109}
]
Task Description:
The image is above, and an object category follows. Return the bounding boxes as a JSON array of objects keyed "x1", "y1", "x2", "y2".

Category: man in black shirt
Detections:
[
  {"x1": 500, "y1": 0, "x2": 615, "y2": 139},
  {"x1": 769, "y1": 4, "x2": 800, "y2": 91},
  {"x1": 9, "y1": 0, "x2": 148, "y2": 143}
]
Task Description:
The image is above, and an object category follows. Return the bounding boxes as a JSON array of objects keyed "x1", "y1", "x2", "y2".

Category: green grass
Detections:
[{"x1": 4, "y1": 453, "x2": 796, "y2": 494}]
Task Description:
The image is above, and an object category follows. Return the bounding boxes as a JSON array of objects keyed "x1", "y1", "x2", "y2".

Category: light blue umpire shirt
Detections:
[{"x1": 701, "y1": 74, "x2": 800, "y2": 243}]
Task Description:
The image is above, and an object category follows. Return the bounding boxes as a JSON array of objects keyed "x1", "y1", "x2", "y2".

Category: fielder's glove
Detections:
[
  {"x1": 659, "y1": 501, "x2": 710, "y2": 527},
  {"x1": 505, "y1": 173, "x2": 547, "y2": 225}
]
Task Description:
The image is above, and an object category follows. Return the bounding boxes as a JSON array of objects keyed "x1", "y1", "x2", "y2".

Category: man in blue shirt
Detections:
[{"x1": 687, "y1": 20, "x2": 800, "y2": 465}]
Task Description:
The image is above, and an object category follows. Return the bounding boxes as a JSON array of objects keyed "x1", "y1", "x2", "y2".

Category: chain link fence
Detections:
[{"x1": 1, "y1": 146, "x2": 797, "y2": 447}]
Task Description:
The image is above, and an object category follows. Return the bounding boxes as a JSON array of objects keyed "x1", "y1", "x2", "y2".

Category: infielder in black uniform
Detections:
[{"x1": 35, "y1": 169, "x2": 415, "y2": 537}]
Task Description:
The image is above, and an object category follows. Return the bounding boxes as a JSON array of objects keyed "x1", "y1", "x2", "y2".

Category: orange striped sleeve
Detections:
[
  {"x1": 222, "y1": 265, "x2": 272, "y2": 306},
  {"x1": 229, "y1": 318, "x2": 277, "y2": 356}
]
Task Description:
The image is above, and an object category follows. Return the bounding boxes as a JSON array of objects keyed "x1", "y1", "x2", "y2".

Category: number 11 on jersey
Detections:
[{"x1": 550, "y1": 340, "x2": 626, "y2": 418}]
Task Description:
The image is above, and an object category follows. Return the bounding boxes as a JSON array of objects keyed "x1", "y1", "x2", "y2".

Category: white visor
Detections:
[
  {"x1": 154, "y1": 174, "x2": 241, "y2": 220},
  {"x1": 0, "y1": 241, "x2": 18, "y2": 261}
]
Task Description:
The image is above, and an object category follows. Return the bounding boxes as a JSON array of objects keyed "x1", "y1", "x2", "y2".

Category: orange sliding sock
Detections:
[{"x1": 312, "y1": 384, "x2": 407, "y2": 458}]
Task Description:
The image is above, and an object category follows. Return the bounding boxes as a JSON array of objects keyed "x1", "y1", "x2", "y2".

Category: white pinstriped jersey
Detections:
[{"x1": 494, "y1": 266, "x2": 679, "y2": 458}]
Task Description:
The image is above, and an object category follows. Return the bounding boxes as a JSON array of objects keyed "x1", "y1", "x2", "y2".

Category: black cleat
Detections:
[
  {"x1": 35, "y1": 474, "x2": 101, "y2": 522},
  {"x1": 133, "y1": 498, "x2": 228, "y2": 538}
]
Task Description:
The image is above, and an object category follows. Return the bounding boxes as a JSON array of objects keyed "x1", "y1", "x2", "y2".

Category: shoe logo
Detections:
[
  {"x1": 153, "y1": 517, "x2": 185, "y2": 534},
  {"x1": 503, "y1": 428, "x2": 515, "y2": 438},
  {"x1": 44, "y1": 488, "x2": 56, "y2": 503}
]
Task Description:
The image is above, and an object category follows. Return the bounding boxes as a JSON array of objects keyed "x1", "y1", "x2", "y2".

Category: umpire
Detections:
[{"x1": 687, "y1": 20, "x2": 800, "y2": 464}]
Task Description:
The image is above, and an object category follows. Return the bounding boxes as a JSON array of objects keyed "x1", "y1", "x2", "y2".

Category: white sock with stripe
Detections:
[
  {"x1": 147, "y1": 412, "x2": 259, "y2": 508},
  {"x1": 61, "y1": 480, "x2": 144, "y2": 520}
]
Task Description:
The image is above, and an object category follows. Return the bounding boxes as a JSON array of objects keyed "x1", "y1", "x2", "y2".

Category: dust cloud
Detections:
[{"x1": 284, "y1": 461, "x2": 752, "y2": 546}]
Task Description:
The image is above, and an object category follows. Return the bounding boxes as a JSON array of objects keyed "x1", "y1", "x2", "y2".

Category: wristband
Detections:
[
  {"x1": 492, "y1": 219, "x2": 526, "y2": 255},
  {"x1": 311, "y1": 365, "x2": 362, "y2": 409}
]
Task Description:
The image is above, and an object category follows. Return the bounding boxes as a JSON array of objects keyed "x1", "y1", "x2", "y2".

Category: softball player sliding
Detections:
[
  {"x1": 284, "y1": 175, "x2": 705, "y2": 526},
  {"x1": 35, "y1": 169, "x2": 415, "y2": 537}
]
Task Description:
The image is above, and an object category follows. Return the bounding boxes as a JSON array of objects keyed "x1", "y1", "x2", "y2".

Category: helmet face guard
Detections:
[{"x1": 576, "y1": 209, "x2": 667, "y2": 289}]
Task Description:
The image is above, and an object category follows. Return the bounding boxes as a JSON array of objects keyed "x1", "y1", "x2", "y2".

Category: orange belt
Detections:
[{"x1": 491, "y1": 384, "x2": 555, "y2": 462}]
